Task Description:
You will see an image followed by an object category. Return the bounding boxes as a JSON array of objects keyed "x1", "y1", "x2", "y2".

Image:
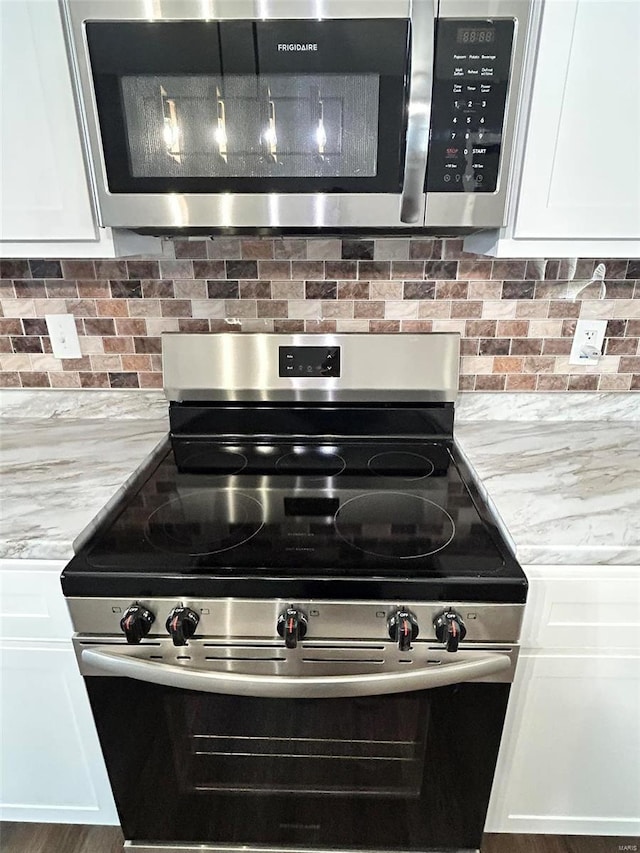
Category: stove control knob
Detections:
[
  {"x1": 277, "y1": 608, "x2": 308, "y2": 649},
  {"x1": 120, "y1": 604, "x2": 155, "y2": 644},
  {"x1": 166, "y1": 606, "x2": 199, "y2": 647},
  {"x1": 388, "y1": 610, "x2": 419, "y2": 652},
  {"x1": 434, "y1": 609, "x2": 467, "y2": 653}
]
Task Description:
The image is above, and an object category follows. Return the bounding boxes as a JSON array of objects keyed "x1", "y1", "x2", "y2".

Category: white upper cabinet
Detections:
[
  {"x1": 514, "y1": 0, "x2": 640, "y2": 240},
  {"x1": 465, "y1": 0, "x2": 640, "y2": 257},
  {"x1": 0, "y1": 0, "x2": 160, "y2": 257},
  {"x1": 0, "y1": 0, "x2": 98, "y2": 242}
]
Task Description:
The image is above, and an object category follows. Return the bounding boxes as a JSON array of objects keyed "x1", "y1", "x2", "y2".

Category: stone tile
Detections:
[
  {"x1": 29, "y1": 260, "x2": 62, "y2": 278},
  {"x1": 141, "y1": 280, "x2": 174, "y2": 298},
  {"x1": 479, "y1": 338, "x2": 509, "y2": 356},
  {"x1": 258, "y1": 261, "x2": 291, "y2": 279},
  {"x1": 370, "y1": 282, "x2": 402, "y2": 300},
  {"x1": 207, "y1": 238, "x2": 241, "y2": 259},
  {"x1": 193, "y1": 260, "x2": 227, "y2": 278},
  {"x1": 241, "y1": 239, "x2": 274, "y2": 259},
  {"x1": 159, "y1": 260, "x2": 194, "y2": 279},
  {"x1": 306, "y1": 281, "x2": 336, "y2": 300},
  {"x1": 207, "y1": 280, "x2": 239, "y2": 299},
  {"x1": 391, "y1": 261, "x2": 425, "y2": 280},
  {"x1": 374, "y1": 239, "x2": 410, "y2": 260},
  {"x1": 174, "y1": 239, "x2": 208, "y2": 259},
  {"x1": 61, "y1": 260, "x2": 96, "y2": 279},
  {"x1": 257, "y1": 300, "x2": 288, "y2": 318},
  {"x1": 493, "y1": 356, "x2": 524, "y2": 373},
  {"x1": 491, "y1": 261, "x2": 527, "y2": 279},
  {"x1": 307, "y1": 239, "x2": 342, "y2": 260},
  {"x1": 239, "y1": 281, "x2": 271, "y2": 299},
  {"x1": 384, "y1": 301, "x2": 419, "y2": 320},
  {"x1": 271, "y1": 281, "x2": 305, "y2": 300},
  {"x1": 502, "y1": 281, "x2": 535, "y2": 299},
  {"x1": 410, "y1": 240, "x2": 442, "y2": 260},
  {"x1": 475, "y1": 375, "x2": 506, "y2": 391},
  {"x1": 0, "y1": 260, "x2": 30, "y2": 279},
  {"x1": 292, "y1": 261, "x2": 325, "y2": 279},
  {"x1": 274, "y1": 239, "x2": 307, "y2": 260},
  {"x1": 358, "y1": 261, "x2": 391, "y2": 280},
  {"x1": 223, "y1": 301, "x2": 258, "y2": 319},
  {"x1": 567, "y1": 374, "x2": 599, "y2": 391},
  {"x1": 510, "y1": 338, "x2": 543, "y2": 356},
  {"x1": 537, "y1": 374, "x2": 568, "y2": 391},
  {"x1": 403, "y1": 281, "x2": 435, "y2": 300},
  {"x1": 342, "y1": 239, "x2": 374, "y2": 260},
  {"x1": 506, "y1": 374, "x2": 537, "y2": 390},
  {"x1": 325, "y1": 261, "x2": 358, "y2": 279},
  {"x1": 450, "y1": 301, "x2": 482, "y2": 318},
  {"x1": 598, "y1": 374, "x2": 632, "y2": 390},
  {"x1": 338, "y1": 282, "x2": 369, "y2": 300},
  {"x1": 274, "y1": 319, "x2": 305, "y2": 333},
  {"x1": 127, "y1": 261, "x2": 159, "y2": 279},
  {"x1": 174, "y1": 280, "x2": 207, "y2": 299},
  {"x1": 354, "y1": 301, "x2": 384, "y2": 319}
]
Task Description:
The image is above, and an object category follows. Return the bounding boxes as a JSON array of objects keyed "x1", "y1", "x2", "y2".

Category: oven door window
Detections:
[
  {"x1": 86, "y1": 678, "x2": 509, "y2": 849},
  {"x1": 86, "y1": 20, "x2": 409, "y2": 194}
]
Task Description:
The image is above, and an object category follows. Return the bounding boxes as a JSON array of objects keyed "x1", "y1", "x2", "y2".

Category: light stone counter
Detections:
[
  {"x1": 455, "y1": 421, "x2": 640, "y2": 566},
  {"x1": 1, "y1": 389, "x2": 638, "y2": 566},
  {"x1": 0, "y1": 412, "x2": 167, "y2": 560}
]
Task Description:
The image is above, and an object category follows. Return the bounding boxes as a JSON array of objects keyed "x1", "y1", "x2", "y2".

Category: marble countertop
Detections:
[
  {"x1": 455, "y1": 421, "x2": 640, "y2": 566},
  {"x1": 0, "y1": 416, "x2": 167, "y2": 560},
  {"x1": 1, "y1": 390, "x2": 638, "y2": 567}
]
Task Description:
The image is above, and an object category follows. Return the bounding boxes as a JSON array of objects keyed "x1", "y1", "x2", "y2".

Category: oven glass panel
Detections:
[
  {"x1": 86, "y1": 20, "x2": 408, "y2": 194},
  {"x1": 86, "y1": 678, "x2": 509, "y2": 849}
]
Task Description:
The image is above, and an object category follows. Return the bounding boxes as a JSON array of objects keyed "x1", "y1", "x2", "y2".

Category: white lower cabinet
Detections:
[
  {"x1": 487, "y1": 566, "x2": 640, "y2": 836},
  {"x1": 0, "y1": 643, "x2": 118, "y2": 824},
  {"x1": 0, "y1": 560, "x2": 118, "y2": 824}
]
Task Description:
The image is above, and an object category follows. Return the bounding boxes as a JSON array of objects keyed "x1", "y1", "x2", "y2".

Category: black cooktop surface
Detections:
[{"x1": 63, "y1": 440, "x2": 527, "y2": 602}]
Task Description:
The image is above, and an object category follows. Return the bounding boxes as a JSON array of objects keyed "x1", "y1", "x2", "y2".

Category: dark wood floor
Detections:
[{"x1": 0, "y1": 824, "x2": 637, "y2": 853}]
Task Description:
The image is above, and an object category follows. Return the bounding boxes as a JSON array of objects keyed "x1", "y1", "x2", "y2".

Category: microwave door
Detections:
[{"x1": 68, "y1": 4, "x2": 429, "y2": 228}]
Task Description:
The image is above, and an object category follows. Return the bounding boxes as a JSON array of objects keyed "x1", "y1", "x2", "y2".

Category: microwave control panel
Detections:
[{"x1": 426, "y1": 19, "x2": 515, "y2": 193}]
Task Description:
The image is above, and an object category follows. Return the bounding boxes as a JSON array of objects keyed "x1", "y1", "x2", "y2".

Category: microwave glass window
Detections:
[{"x1": 120, "y1": 74, "x2": 380, "y2": 179}]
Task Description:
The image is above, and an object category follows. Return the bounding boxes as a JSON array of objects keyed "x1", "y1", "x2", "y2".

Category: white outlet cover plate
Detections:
[
  {"x1": 45, "y1": 314, "x2": 82, "y2": 359},
  {"x1": 569, "y1": 318, "x2": 608, "y2": 366}
]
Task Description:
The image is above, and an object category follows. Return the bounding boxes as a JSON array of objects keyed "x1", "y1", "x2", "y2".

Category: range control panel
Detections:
[
  {"x1": 426, "y1": 19, "x2": 515, "y2": 193},
  {"x1": 279, "y1": 346, "x2": 341, "y2": 378}
]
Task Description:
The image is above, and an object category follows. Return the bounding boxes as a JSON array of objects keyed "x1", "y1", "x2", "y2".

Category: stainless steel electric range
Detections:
[{"x1": 62, "y1": 333, "x2": 527, "y2": 853}]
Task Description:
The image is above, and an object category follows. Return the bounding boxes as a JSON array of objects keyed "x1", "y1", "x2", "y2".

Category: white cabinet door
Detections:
[
  {"x1": 514, "y1": 0, "x2": 640, "y2": 240},
  {"x1": 0, "y1": 0, "x2": 99, "y2": 243},
  {"x1": 0, "y1": 643, "x2": 118, "y2": 825},
  {"x1": 487, "y1": 651, "x2": 640, "y2": 836}
]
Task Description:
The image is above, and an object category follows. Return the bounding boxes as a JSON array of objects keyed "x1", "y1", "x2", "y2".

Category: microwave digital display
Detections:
[{"x1": 456, "y1": 27, "x2": 496, "y2": 44}]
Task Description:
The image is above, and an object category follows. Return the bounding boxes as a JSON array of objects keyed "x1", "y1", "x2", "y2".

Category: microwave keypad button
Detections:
[{"x1": 426, "y1": 18, "x2": 514, "y2": 194}]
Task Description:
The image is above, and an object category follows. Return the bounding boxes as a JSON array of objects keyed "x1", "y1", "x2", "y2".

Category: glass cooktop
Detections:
[{"x1": 74, "y1": 441, "x2": 510, "y2": 576}]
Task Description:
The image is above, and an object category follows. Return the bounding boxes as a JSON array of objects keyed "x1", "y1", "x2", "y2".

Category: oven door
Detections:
[
  {"x1": 65, "y1": 0, "x2": 433, "y2": 229},
  {"x1": 78, "y1": 640, "x2": 514, "y2": 851}
]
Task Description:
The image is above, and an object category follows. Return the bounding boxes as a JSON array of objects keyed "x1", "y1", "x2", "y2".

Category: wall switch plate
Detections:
[
  {"x1": 45, "y1": 314, "x2": 82, "y2": 359},
  {"x1": 569, "y1": 318, "x2": 608, "y2": 365}
]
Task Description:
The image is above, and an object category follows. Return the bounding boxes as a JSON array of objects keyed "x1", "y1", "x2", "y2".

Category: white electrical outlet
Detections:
[
  {"x1": 45, "y1": 314, "x2": 82, "y2": 359},
  {"x1": 569, "y1": 318, "x2": 608, "y2": 366}
]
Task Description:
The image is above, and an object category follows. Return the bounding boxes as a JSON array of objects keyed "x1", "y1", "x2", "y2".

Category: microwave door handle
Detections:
[
  {"x1": 400, "y1": 0, "x2": 437, "y2": 224},
  {"x1": 81, "y1": 647, "x2": 510, "y2": 698}
]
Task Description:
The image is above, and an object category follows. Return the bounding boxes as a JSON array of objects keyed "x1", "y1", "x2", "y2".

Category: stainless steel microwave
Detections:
[{"x1": 62, "y1": 0, "x2": 533, "y2": 230}]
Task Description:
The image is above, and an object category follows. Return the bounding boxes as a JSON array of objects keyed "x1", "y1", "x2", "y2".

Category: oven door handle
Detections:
[
  {"x1": 400, "y1": 0, "x2": 437, "y2": 224},
  {"x1": 81, "y1": 648, "x2": 510, "y2": 698}
]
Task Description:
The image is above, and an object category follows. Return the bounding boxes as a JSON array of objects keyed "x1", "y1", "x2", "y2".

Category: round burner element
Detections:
[
  {"x1": 275, "y1": 448, "x2": 346, "y2": 478},
  {"x1": 178, "y1": 447, "x2": 247, "y2": 475},
  {"x1": 145, "y1": 491, "x2": 264, "y2": 556},
  {"x1": 334, "y1": 492, "x2": 455, "y2": 559},
  {"x1": 368, "y1": 451, "x2": 435, "y2": 480}
]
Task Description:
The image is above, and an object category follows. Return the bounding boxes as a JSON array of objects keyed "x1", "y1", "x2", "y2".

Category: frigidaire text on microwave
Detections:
[{"x1": 62, "y1": 0, "x2": 534, "y2": 230}]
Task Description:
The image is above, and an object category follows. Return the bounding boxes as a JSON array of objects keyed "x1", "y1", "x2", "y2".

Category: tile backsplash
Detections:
[{"x1": 1, "y1": 237, "x2": 638, "y2": 392}]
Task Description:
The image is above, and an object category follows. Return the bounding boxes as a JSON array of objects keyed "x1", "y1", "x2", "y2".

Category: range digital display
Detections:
[{"x1": 456, "y1": 27, "x2": 496, "y2": 44}]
